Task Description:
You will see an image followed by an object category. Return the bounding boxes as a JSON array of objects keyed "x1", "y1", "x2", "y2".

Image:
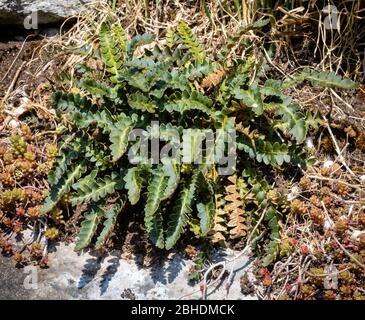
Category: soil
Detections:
[
  {"x1": 0, "y1": 40, "x2": 45, "y2": 97},
  {"x1": 0, "y1": 23, "x2": 74, "y2": 99}
]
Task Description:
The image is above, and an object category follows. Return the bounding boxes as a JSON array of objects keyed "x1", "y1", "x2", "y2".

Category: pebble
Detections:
[{"x1": 323, "y1": 160, "x2": 334, "y2": 168}]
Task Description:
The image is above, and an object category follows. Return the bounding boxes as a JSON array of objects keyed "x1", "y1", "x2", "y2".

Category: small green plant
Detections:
[
  {"x1": 0, "y1": 125, "x2": 59, "y2": 266},
  {"x1": 42, "y1": 19, "x2": 357, "y2": 255}
]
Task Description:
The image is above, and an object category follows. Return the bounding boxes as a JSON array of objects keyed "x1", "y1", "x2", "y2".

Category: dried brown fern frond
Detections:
[
  {"x1": 201, "y1": 65, "x2": 227, "y2": 89},
  {"x1": 209, "y1": 193, "x2": 228, "y2": 244},
  {"x1": 225, "y1": 176, "x2": 248, "y2": 240}
]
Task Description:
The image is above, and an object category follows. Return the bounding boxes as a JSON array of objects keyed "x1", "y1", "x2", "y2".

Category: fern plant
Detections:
[{"x1": 42, "y1": 20, "x2": 357, "y2": 255}]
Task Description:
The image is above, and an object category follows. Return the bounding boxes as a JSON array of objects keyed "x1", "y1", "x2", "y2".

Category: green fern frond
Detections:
[
  {"x1": 261, "y1": 142, "x2": 291, "y2": 166},
  {"x1": 75, "y1": 204, "x2": 105, "y2": 251},
  {"x1": 48, "y1": 153, "x2": 68, "y2": 186},
  {"x1": 48, "y1": 138, "x2": 76, "y2": 186},
  {"x1": 208, "y1": 114, "x2": 236, "y2": 165},
  {"x1": 148, "y1": 210, "x2": 164, "y2": 249},
  {"x1": 109, "y1": 116, "x2": 135, "y2": 162},
  {"x1": 284, "y1": 68, "x2": 358, "y2": 90},
  {"x1": 53, "y1": 92, "x2": 93, "y2": 114},
  {"x1": 95, "y1": 199, "x2": 125, "y2": 250},
  {"x1": 79, "y1": 79, "x2": 114, "y2": 98},
  {"x1": 166, "y1": 28, "x2": 178, "y2": 48},
  {"x1": 124, "y1": 166, "x2": 145, "y2": 205},
  {"x1": 111, "y1": 23, "x2": 127, "y2": 55},
  {"x1": 177, "y1": 22, "x2": 206, "y2": 64},
  {"x1": 197, "y1": 201, "x2": 214, "y2": 235},
  {"x1": 124, "y1": 57, "x2": 156, "y2": 69},
  {"x1": 71, "y1": 173, "x2": 119, "y2": 206},
  {"x1": 165, "y1": 187, "x2": 191, "y2": 250},
  {"x1": 275, "y1": 103, "x2": 307, "y2": 143},
  {"x1": 161, "y1": 159, "x2": 180, "y2": 200},
  {"x1": 165, "y1": 170, "x2": 200, "y2": 249},
  {"x1": 184, "y1": 60, "x2": 213, "y2": 80},
  {"x1": 238, "y1": 140, "x2": 291, "y2": 166},
  {"x1": 100, "y1": 22, "x2": 123, "y2": 83},
  {"x1": 243, "y1": 167, "x2": 269, "y2": 208},
  {"x1": 196, "y1": 173, "x2": 215, "y2": 235},
  {"x1": 119, "y1": 72, "x2": 150, "y2": 92},
  {"x1": 227, "y1": 56, "x2": 255, "y2": 91},
  {"x1": 182, "y1": 129, "x2": 206, "y2": 164},
  {"x1": 158, "y1": 123, "x2": 183, "y2": 144},
  {"x1": 127, "y1": 33, "x2": 155, "y2": 56},
  {"x1": 261, "y1": 79, "x2": 284, "y2": 96},
  {"x1": 128, "y1": 92, "x2": 157, "y2": 113},
  {"x1": 262, "y1": 207, "x2": 281, "y2": 266},
  {"x1": 41, "y1": 161, "x2": 88, "y2": 215},
  {"x1": 233, "y1": 85, "x2": 264, "y2": 116},
  {"x1": 47, "y1": 134, "x2": 88, "y2": 187},
  {"x1": 164, "y1": 91, "x2": 213, "y2": 115},
  {"x1": 144, "y1": 168, "x2": 168, "y2": 248},
  {"x1": 72, "y1": 169, "x2": 98, "y2": 191},
  {"x1": 73, "y1": 109, "x2": 114, "y2": 132},
  {"x1": 159, "y1": 70, "x2": 188, "y2": 92}
]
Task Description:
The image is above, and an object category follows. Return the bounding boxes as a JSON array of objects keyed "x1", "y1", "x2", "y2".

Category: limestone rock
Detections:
[{"x1": 0, "y1": 0, "x2": 93, "y2": 25}]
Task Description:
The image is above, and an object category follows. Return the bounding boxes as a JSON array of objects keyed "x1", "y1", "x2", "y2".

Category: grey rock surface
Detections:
[
  {"x1": 0, "y1": 0, "x2": 93, "y2": 25},
  {"x1": 0, "y1": 256, "x2": 32, "y2": 300},
  {"x1": 0, "y1": 243, "x2": 258, "y2": 300}
]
